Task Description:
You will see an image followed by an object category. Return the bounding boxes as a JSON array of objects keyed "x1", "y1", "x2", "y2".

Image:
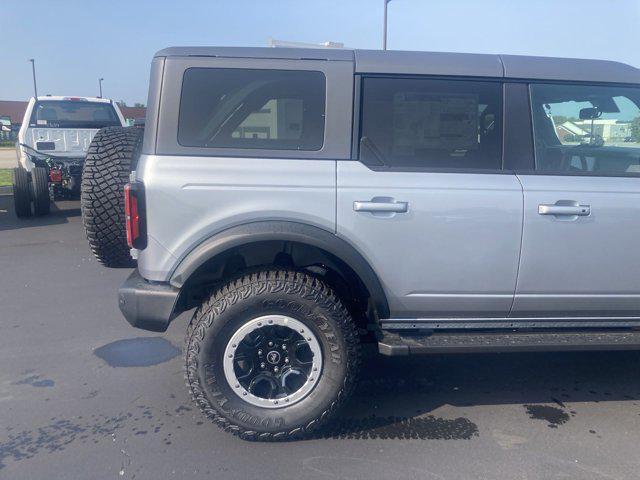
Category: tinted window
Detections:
[
  {"x1": 531, "y1": 83, "x2": 640, "y2": 175},
  {"x1": 29, "y1": 101, "x2": 120, "y2": 129},
  {"x1": 178, "y1": 68, "x2": 326, "y2": 150},
  {"x1": 359, "y1": 77, "x2": 503, "y2": 170}
]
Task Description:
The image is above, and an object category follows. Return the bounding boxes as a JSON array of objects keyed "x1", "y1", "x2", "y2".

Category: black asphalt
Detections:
[{"x1": 2, "y1": 195, "x2": 640, "y2": 479}]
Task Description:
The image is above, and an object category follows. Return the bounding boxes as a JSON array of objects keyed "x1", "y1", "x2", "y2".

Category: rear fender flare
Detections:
[{"x1": 169, "y1": 221, "x2": 389, "y2": 318}]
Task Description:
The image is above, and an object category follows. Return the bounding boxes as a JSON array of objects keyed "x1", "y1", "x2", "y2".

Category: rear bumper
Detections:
[{"x1": 118, "y1": 270, "x2": 180, "y2": 332}]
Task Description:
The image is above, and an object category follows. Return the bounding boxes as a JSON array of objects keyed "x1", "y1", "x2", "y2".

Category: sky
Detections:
[{"x1": 1, "y1": 0, "x2": 639, "y2": 105}]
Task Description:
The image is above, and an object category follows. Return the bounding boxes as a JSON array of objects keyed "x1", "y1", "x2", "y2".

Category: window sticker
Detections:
[{"x1": 392, "y1": 93, "x2": 479, "y2": 154}]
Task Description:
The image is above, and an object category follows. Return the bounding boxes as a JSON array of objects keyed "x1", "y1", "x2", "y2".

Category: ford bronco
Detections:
[{"x1": 81, "y1": 47, "x2": 640, "y2": 440}]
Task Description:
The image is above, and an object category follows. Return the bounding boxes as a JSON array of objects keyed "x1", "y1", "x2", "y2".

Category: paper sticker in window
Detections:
[{"x1": 392, "y1": 93, "x2": 479, "y2": 154}]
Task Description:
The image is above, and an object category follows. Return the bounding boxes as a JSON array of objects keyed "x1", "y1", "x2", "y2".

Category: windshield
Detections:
[{"x1": 29, "y1": 100, "x2": 121, "y2": 129}]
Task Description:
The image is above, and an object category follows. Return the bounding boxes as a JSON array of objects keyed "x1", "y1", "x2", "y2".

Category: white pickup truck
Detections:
[{"x1": 13, "y1": 96, "x2": 126, "y2": 217}]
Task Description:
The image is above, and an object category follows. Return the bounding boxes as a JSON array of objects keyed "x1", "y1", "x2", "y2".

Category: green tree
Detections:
[{"x1": 133, "y1": 103, "x2": 146, "y2": 108}]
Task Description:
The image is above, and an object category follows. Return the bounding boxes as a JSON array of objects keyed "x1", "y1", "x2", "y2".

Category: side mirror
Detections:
[{"x1": 579, "y1": 107, "x2": 601, "y2": 120}]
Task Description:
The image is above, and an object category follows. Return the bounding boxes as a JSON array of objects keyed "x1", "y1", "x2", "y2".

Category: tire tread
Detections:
[
  {"x1": 81, "y1": 126, "x2": 142, "y2": 267},
  {"x1": 184, "y1": 269, "x2": 361, "y2": 441},
  {"x1": 32, "y1": 166, "x2": 50, "y2": 216},
  {"x1": 12, "y1": 167, "x2": 32, "y2": 218}
]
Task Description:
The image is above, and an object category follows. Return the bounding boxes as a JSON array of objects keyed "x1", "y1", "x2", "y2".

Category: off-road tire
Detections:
[
  {"x1": 31, "y1": 166, "x2": 50, "y2": 216},
  {"x1": 185, "y1": 270, "x2": 361, "y2": 441},
  {"x1": 12, "y1": 167, "x2": 32, "y2": 218},
  {"x1": 81, "y1": 126, "x2": 142, "y2": 268}
]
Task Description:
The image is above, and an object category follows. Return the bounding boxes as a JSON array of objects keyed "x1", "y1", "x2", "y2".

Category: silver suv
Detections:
[{"x1": 82, "y1": 47, "x2": 640, "y2": 440}]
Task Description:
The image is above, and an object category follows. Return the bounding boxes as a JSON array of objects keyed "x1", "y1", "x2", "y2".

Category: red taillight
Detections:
[
  {"x1": 124, "y1": 183, "x2": 139, "y2": 248},
  {"x1": 49, "y1": 169, "x2": 62, "y2": 183},
  {"x1": 124, "y1": 181, "x2": 147, "y2": 250}
]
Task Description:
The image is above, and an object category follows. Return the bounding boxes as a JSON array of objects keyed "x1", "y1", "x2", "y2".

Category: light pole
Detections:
[
  {"x1": 98, "y1": 78, "x2": 104, "y2": 98},
  {"x1": 383, "y1": 0, "x2": 393, "y2": 50},
  {"x1": 28, "y1": 59, "x2": 38, "y2": 98}
]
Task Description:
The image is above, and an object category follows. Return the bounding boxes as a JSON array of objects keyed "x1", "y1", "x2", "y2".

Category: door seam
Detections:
[
  {"x1": 334, "y1": 160, "x2": 338, "y2": 234},
  {"x1": 508, "y1": 173, "x2": 525, "y2": 316}
]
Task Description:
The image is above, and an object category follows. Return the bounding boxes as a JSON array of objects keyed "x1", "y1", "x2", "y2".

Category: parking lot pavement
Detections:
[
  {"x1": 0, "y1": 148, "x2": 17, "y2": 169},
  {"x1": 2, "y1": 195, "x2": 640, "y2": 479}
]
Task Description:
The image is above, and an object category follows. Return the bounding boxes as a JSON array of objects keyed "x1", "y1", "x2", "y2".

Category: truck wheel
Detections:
[
  {"x1": 32, "y1": 167, "x2": 51, "y2": 216},
  {"x1": 12, "y1": 167, "x2": 32, "y2": 218},
  {"x1": 185, "y1": 270, "x2": 361, "y2": 440},
  {"x1": 81, "y1": 126, "x2": 142, "y2": 268}
]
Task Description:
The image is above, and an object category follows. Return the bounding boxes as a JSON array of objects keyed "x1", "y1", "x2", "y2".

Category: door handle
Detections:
[
  {"x1": 538, "y1": 204, "x2": 590, "y2": 216},
  {"x1": 353, "y1": 200, "x2": 408, "y2": 213}
]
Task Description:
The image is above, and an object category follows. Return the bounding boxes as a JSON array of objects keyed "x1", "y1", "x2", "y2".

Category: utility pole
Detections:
[
  {"x1": 28, "y1": 59, "x2": 38, "y2": 98},
  {"x1": 383, "y1": 0, "x2": 393, "y2": 50},
  {"x1": 99, "y1": 77, "x2": 104, "y2": 98}
]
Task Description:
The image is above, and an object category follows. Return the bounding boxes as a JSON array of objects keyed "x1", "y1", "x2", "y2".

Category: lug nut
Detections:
[
  {"x1": 260, "y1": 362, "x2": 266, "y2": 368},
  {"x1": 284, "y1": 357, "x2": 289, "y2": 364},
  {"x1": 282, "y1": 344, "x2": 287, "y2": 350},
  {"x1": 268, "y1": 341, "x2": 274, "y2": 347},
  {"x1": 257, "y1": 349, "x2": 263, "y2": 355},
  {"x1": 274, "y1": 366, "x2": 279, "y2": 373}
]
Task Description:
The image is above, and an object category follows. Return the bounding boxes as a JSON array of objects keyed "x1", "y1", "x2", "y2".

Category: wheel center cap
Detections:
[{"x1": 266, "y1": 350, "x2": 281, "y2": 365}]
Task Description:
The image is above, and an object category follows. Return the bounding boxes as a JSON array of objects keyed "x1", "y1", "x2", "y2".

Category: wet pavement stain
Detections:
[
  {"x1": 12, "y1": 375, "x2": 54, "y2": 388},
  {"x1": 318, "y1": 415, "x2": 479, "y2": 440},
  {"x1": 0, "y1": 414, "x2": 127, "y2": 469},
  {"x1": 81, "y1": 390, "x2": 99, "y2": 399},
  {"x1": 93, "y1": 337, "x2": 180, "y2": 367},
  {"x1": 524, "y1": 405, "x2": 570, "y2": 428},
  {"x1": 0, "y1": 404, "x2": 198, "y2": 469}
]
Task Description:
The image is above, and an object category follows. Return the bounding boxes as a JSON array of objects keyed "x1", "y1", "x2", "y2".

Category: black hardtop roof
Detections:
[{"x1": 155, "y1": 47, "x2": 640, "y2": 84}]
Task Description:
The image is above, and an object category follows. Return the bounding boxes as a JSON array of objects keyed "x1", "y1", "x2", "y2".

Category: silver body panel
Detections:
[
  {"x1": 135, "y1": 155, "x2": 336, "y2": 281},
  {"x1": 336, "y1": 162, "x2": 523, "y2": 317},
  {"x1": 513, "y1": 175, "x2": 640, "y2": 316}
]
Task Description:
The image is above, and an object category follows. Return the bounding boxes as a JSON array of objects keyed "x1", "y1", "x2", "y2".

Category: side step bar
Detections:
[
  {"x1": 378, "y1": 330, "x2": 640, "y2": 356},
  {"x1": 380, "y1": 317, "x2": 640, "y2": 330}
]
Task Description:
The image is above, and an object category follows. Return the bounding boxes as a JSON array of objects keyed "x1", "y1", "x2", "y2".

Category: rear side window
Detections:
[
  {"x1": 359, "y1": 77, "x2": 503, "y2": 170},
  {"x1": 29, "y1": 101, "x2": 120, "y2": 129},
  {"x1": 178, "y1": 68, "x2": 326, "y2": 150},
  {"x1": 531, "y1": 83, "x2": 640, "y2": 175}
]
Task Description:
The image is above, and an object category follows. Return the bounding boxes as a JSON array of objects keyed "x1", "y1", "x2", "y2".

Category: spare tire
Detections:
[
  {"x1": 81, "y1": 126, "x2": 143, "y2": 268},
  {"x1": 32, "y1": 166, "x2": 51, "y2": 216},
  {"x1": 12, "y1": 167, "x2": 32, "y2": 218}
]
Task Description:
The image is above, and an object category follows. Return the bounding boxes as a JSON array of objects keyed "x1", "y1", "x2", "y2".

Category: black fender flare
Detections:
[{"x1": 169, "y1": 221, "x2": 389, "y2": 318}]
